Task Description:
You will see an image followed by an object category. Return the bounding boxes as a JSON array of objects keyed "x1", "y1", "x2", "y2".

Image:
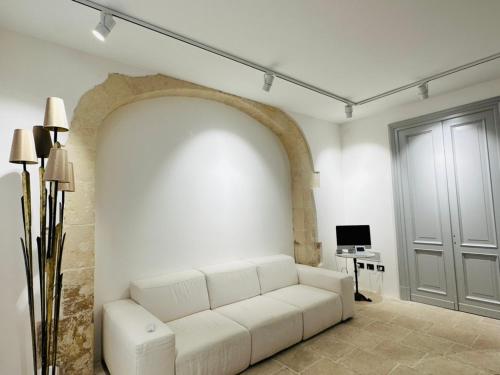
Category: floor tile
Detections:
[
  {"x1": 445, "y1": 343, "x2": 473, "y2": 355},
  {"x1": 364, "y1": 321, "x2": 412, "y2": 341},
  {"x1": 344, "y1": 313, "x2": 376, "y2": 329},
  {"x1": 425, "y1": 322, "x2": 478, "y2": 346},
  {"x1": 472, "y1": 334, "x2": 500, "y2": 350},
  {"x1": 388, "y1": 364, "x2": 421, "y2": 375},
  {"x1": 455, "y1": 318, "x2": 500, "y2": 337},
  {"x1": 327, "y1": 324, "x2": 386, "y2": 350},
  {"x1": 414, "y1": 356, "x2": 489, "y2": 375},
  {"x1": 481, "y1": 316, "x2": 500, "y2": 327},
  {"x1": 338, "y1": 348, "x2": 398, "y2": 375},
  {"x1": 449, "y1": 349, "x2": 500, "y2": 374},
  {"x1": 453, "y1": 312, "x2": 487, "y2": 324},
  {"x1": 274, "y1": 344, "x2": 321, "y2": 373},
  {"x1": 301, "y1": 358, "x2": 356, "y2": 375},
  {"x1": 391, "y1": 315, "x2": 433, "y2": 331},
  {"x1": 371, "y1": 340, "x2": 426, "y2": 366},
  {"x1": 360, "y1": 307, "x2": 400, "y2": 322},
  {"x1": 273, "y1": 369, "x2": 295, "y2": 375},
  {"x1": 415, "y1": 308, "x2": 459, "y2": 325},
  {"x1": 400, "y1": 331, "x2": 453, "y2": 356},
  {"x1": 304, "y1": 333, "x2": 355, "y2": 360}
]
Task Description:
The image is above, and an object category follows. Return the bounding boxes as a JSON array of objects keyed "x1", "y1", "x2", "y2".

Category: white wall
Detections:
[
  {"x1": 341, "y1": 77, "x2": 500, "y2": 297},
  {"x1": 289, "y1": 112, "x2": 343, "y2": 270},
  {"x1": 0, "y1": 29, "x2": 147, "y2": 375}
]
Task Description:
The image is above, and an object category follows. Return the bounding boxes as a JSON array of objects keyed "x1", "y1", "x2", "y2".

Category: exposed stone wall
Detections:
[{"x1": 60, "y1": 74, "x2": 319, "y2": 373}]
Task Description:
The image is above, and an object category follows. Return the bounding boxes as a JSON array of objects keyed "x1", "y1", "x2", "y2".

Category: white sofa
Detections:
[{"x1": 103, "y1": 254, "x2": 354, "y2": 375}]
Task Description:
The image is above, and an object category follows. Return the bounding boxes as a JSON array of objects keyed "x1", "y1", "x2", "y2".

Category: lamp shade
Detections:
[
  {"x1": 43, "y1": 97, "x2": 69, "y2": 132},
  {"x1": 9, "y1": 129, "x2": 38, "y2": 164},
  {"x1": 33, "y1": 126, "x2": 53, "y2": 158},
  {"x1": 58, "y1": 162, "x2": 75, "y2": 192},
  {"x1": 45, "y1": 148, "x2": 69, "y2": 182}
]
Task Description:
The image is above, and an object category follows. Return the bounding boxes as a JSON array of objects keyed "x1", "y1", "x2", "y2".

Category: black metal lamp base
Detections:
[{"x1": 355, "y1": 292, "x2": 372, "y2": 302}]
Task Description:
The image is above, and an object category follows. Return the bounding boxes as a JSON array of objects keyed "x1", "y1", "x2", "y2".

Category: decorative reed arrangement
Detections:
[{"x1": 9, "y1": 97, "x2": 75, "y2": 375}]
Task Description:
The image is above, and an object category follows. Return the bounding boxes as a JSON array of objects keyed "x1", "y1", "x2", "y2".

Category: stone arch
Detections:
[{"x1": 59, "y1": 74, "x2": 319, "y2": 374}]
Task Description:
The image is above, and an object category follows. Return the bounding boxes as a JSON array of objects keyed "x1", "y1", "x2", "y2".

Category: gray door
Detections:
[
  {"x1": 398, "y1": 122, "x2": 458, "y2": 309},
  {"x1": 443, "y1": 110, "x2": 500, "y2": 319}
]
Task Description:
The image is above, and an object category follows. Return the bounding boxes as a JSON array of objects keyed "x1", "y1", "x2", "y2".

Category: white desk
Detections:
[{"x1": 336, "y1": 251, "x2": 375, "y2": 302}]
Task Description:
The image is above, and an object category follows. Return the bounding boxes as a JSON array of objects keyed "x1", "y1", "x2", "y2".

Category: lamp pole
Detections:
[{"x1": 9, "y1": 98, "x2": 74, "y2": 375}]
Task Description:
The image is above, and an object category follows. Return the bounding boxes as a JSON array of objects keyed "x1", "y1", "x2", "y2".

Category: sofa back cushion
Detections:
[
  {"x1": 199, "y1": 261, "x2": 261, "y2": 309},
  {"x1": 249, "y1": 254, "x2": 298, "y2": 293},
  {"x1": 130, "y1": 269, "x2": 210, "y2": 322}
]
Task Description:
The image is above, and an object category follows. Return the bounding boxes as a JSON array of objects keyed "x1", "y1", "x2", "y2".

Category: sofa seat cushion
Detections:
[
  {"x1": 265, "y1": 284, "x2": 343, "y2": 339},
  {"x1": 215, "y1": 296, "x2": 302, "y2": 364},
  {"x1": 166, "y1": 310, "x2": 251, "y2": 375}
]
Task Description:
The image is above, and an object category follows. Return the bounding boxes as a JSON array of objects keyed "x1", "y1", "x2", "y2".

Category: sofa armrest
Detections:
[
  {"x1": 103, "y1": 299, "x2": 175, "y2": 375},
  {"x1": 296, "y1": 264, "x2": 354, "y2": 320}
]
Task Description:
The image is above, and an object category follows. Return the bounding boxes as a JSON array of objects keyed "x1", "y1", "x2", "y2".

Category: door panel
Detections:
[
  {"x1": 406, "y1": 130, "x2": 444, "y2": 245},
  {"x1": 443, "y1": 110, "x2": 500, "y2": 319},
  {"x1": 398, "y1": 123, "x2": 457, "y2": 309},
  {"x1": 414, "y1": 249, "x2": 447, "y2": 295},
  {"x1": 461, "y1": 252, "x2": 500, "y2": 303},
  {"x1": 447, "y1": 119, "x2": 497, "y2": 248}
]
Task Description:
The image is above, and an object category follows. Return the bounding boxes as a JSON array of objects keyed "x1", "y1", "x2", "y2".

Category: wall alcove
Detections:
[{"x1": 59, "y1": 73, "x2": 319, "y2": 374}]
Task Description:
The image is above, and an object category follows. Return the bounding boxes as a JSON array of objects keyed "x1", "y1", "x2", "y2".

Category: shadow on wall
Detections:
[
  {"x1": 0, "y1": 172, "x2": 30, "y2": 375},
  {"x1": 96, "y1": 97, "x2": 293, "y2": 287}
]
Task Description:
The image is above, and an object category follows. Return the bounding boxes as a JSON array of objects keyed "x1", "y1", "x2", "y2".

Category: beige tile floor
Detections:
[{"x1": 97, "y1": 291, "x2": 500, "y2": 375}]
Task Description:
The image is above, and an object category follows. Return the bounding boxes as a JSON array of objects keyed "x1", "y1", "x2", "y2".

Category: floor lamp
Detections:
[{"x1": 9, "y1": 97, "x2": 74, "y2": 375}]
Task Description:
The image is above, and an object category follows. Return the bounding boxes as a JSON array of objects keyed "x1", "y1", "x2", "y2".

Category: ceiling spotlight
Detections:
[
  {"x1": 93, "y1": 12, "x2": 116, "y2": 42},
  {"x1": 418, "y1": 82, "x2": 429, "y2": 99},
  {"x1": 262, "y1": 72, "x2": 275, "y2": 92},
  {"x1": 345, "y1": 104, "x2": 353, "y2": 119}
]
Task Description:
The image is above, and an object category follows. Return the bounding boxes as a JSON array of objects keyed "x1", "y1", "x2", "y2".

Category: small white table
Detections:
[{"x1": 336, "y1": 251, "x2": 375, "y2": 302}]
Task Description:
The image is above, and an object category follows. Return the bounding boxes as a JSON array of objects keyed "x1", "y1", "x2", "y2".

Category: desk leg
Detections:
[{"x1": 353, "y1": 258, "x2": 372, "y2": 302}]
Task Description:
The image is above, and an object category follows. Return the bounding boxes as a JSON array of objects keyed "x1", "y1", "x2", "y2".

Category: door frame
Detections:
[{"x1": 389, "y1": 96, "x2": 500, "y2": 301}]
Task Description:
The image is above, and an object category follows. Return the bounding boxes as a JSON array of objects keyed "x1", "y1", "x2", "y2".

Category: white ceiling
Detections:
[{"x1": 2, "y1": 0, "x2": 500, "y2": 123}]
